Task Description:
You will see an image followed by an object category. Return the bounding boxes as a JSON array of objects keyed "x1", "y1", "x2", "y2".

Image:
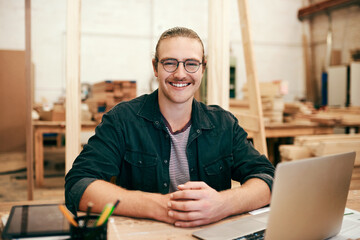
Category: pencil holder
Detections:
[{"x1": 70, "y1": 215, "x2": 108, "y2": 240}]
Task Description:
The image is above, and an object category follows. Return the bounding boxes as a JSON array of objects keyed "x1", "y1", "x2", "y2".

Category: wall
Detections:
[{"x1": 0, "y1": 0, "x2": 305, "y2": 104}]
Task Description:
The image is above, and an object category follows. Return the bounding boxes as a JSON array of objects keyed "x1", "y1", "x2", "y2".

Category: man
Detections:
[{"x1": 65, "y1": 27, "x2": 275, "y2": 228}]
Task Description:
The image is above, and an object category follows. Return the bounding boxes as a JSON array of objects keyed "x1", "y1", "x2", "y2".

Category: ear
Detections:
[
  {"x1": 152, "y1": 59, "x2": 158, "y2": 77},
  {"x1": 201, "y1": 60, "x2": 207, "y2": 74}
]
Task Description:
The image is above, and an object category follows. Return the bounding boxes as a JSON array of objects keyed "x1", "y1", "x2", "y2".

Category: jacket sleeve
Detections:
[
  {"x1": 65, "y1": 110, "x2": 124, "y2": 214},
  {"x1": 230, "y1": 115, "x2": 275, "y2": 191}
]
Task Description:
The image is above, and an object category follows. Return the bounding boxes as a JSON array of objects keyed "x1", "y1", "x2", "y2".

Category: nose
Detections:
[{"x1": 173, "y1": 62, "x2": 187, "y2": 80}]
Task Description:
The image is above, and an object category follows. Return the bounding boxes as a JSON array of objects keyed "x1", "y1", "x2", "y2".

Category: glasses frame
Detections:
[{"x1": 159, "y1": 59, "x2": 203, "y2": 73}]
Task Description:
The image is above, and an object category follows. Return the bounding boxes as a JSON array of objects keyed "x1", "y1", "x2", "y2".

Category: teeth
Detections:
[{"x1": 170, "y1": 83, "x2": 189, "y2": 87}]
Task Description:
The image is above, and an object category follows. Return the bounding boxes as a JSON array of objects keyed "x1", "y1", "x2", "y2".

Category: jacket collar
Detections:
[{"x1": 137, "y1": 89, "x2": 214, "y2": 130}]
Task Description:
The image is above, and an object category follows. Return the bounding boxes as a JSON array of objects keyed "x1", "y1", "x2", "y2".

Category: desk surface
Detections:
[{"x1": 1, "y1": 190, "x2": 359, "y2": 240}]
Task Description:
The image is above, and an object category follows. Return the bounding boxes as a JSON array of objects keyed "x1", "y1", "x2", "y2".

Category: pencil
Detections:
[
  {"x1": 58, "y1": 205, "x2": 79, "y2": 227},
  {"x1": 84, "y1": 202, "x2": 94, "y2": 227},
  {"x1": 95, "y1": 199, "x2": 121, "y2": 227},
  {"x1": 95, "y1": 203, "x2": 113, "y2": 227}
]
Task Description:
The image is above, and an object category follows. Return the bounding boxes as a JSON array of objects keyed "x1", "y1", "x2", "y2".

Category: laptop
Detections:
[{"x1": 192, "y1": 152, "x2": 356, "y2": 240}]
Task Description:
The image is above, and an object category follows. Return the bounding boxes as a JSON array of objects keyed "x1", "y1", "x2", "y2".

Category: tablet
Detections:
[{"x1": 2, "y1": 204, "x2": 70, "y2": 239}]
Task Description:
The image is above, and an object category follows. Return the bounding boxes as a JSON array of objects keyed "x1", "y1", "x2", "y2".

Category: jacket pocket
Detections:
[
  {"x1": 203, "y1": 154, "x2": 233, "y2": 190},
  {"x1": 122, "y1": 150, "x2": 158, "y2": 191}
]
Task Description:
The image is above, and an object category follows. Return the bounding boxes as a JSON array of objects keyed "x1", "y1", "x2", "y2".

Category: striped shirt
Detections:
[{"x1": 163, "y1": 118, "x2": 191, "y2": 193}]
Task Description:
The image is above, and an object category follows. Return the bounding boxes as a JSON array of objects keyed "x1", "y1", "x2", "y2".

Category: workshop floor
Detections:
[{"x1": 0, "y1": 147, "x2": 65, "y2": 203}]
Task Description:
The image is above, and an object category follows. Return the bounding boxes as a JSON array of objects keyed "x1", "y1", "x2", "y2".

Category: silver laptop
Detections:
[{"x1": 192, "y1": 152, "x2": 356, "y2": 240}]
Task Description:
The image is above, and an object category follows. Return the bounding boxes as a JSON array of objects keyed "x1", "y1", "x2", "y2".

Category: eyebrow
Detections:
[{"x1": 160, "y1": 57, "x2": 201, "y2": 62}]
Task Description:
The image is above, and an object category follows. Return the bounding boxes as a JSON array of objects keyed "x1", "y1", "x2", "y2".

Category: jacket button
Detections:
[
  {"x1": 155, "y1": 121, "x2": 160, "y2": 126},
  {"x1": 138, "y1": 160, "x2": 143, "y2": 165},
  {"x1": 163, "y1": 182, "x2": 168, "y2": 188},
  {"x1": 164, "y1": 159, "x2": 168, "y2": 164},
  {"x1": 219, "y1": 166, "x2": 223, "y2": 170},
  {"x1": 196, "y1": 129, "x2": 201, "y2": 134},
  {"x1": 190, "y1": 168, "x2": 194, "y2": 172}
]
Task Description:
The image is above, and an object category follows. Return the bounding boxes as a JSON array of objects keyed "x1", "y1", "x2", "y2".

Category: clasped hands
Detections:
[{"x1": 166, "y1": 181, "x2": 229, "y2": 228}]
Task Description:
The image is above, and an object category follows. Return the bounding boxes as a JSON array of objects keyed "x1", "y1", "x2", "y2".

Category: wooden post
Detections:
[
  {"x1": 25, "y1": 0, "x2": 34, "y2": 200},
  {"x1": 237, "y1": 0, "x2": 268, "y2": 156},
  {"x1": 207, "y1": 0, "x2": 230, "y2": 110},
  {"x1": 65, "y1": 0, "x2": 82, "y2": 173}
]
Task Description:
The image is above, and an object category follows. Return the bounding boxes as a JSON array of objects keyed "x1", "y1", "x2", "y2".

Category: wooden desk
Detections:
[
  {"x1": 1, "y1": 190, "x2": 359, "y2": 239},
  {"x1": 33, "y1": 120, "x2": 97, "y2": 187}
]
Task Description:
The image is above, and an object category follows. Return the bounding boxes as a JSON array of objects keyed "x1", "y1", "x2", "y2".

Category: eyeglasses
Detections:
[{"x1": 159, "y1": 59, "x2": 203, "y2": 73}]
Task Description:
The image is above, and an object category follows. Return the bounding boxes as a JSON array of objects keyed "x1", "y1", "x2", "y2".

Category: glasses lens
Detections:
[
  {"x1": 185, "y1": 60, "x2": 200, "y2": 73},
  {"x1": 162, "y1": 60, "x2": 178, "y2": 72}
]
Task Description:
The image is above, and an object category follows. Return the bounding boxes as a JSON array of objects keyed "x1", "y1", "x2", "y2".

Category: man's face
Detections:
[{"x1": 153, "y1": 37, "x2": 205, "y2": 106}]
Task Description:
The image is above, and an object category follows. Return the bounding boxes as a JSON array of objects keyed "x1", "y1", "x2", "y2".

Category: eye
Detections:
[
  {"x1": 163, "y1": 60, "x2": 177, "y2": 66},
  {"x1": 185, "y1": 60, "x2": 200, "y2": 67}
]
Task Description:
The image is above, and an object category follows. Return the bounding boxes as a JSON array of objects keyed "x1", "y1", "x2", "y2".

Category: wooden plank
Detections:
[
  {"x1": 237, "y1": 0, "x2": 267, "y2": 156},
  {"x1": 207, "y1": 0, "x2": 230, "y2": 109},
  {"x1": 294, "y1": 133, "x2": 360, "y2": 146},
  {"x1": 65, "y1": 0, "x2": 82, "y2": 173},
  {"x1": 315, "y1": 140, "x2": 360, "y2": 166},
  {"x1": 25, "y1": 0, "x2": 34, "y2": 200},
  {"x1": 0, "y1": 51, "x2": 26, "y2": 152},
  {"x1": 279, "y1": 145, "x2": 312, "y2": 161},
  {"x1": 302, "y1": 34, "x2": 315, "y2": 102},
  {"x1": 298, "y1": 0, "x2": 360, "y2": 20},
  {"x1": 34, "y1": 126, "x2": 44, "y2": 187}
]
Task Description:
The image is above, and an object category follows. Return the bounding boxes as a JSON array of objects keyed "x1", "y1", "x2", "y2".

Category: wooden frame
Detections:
[
  {"x1": 25, "y1": 0, "x2": 34, "y2": 200},
  {"x1": 65, "y1": 0, "x2": 82, "y2": 173},
  {"x1": 207, "y1": 0, "x2": 267, "y2": 156},
  {"x1": 236, "y1": 0, "x2": 268, "y2": 155}
]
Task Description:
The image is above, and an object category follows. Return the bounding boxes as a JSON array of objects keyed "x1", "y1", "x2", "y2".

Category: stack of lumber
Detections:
[
  {"x1": 279, "y1": 133, "x2": 360, "y2": 166},
  {"x1": 294, "y1": 106, "x2": 360, "y2": 126},
  {"x1": 86, "y1": 80, "x2": 136, "y2": 123},
  {"x1": 241, "y1": 80, "x2": 287, "y2": 123},
  {"x1": 283, "y1": 101, "x2": 315, "y2": 123},
  {"x1": 229, "y1": 81, "x2": 287, "y2": 123},
  {"x1": 282, "y1": 104, "x2": 360, "y2": 126}
]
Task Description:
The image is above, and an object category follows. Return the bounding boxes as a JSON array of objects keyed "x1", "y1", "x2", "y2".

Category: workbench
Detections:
[{"x1": 33, "y1": 120, "x2": 97, "y2": 187}]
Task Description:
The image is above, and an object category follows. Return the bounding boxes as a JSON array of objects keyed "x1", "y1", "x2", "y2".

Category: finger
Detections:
[
  {"x1": 170, "y1": 189, "x2": 204, "y2": 200},
  {"x1": 168, "y1": 209, "x2": 202, "y2": 221},
  {"x1": 168, "y1": 199, "x2": 202, "y2": 212},
  {"x1": 177, "y1": 181, "x2": 209, "y2": 190}
]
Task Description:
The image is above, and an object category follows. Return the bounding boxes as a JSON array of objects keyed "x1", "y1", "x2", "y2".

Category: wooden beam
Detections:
[
  {"x1": 207, "y1": 0, "x2": 230, "y2": 109},
  {"x1": 298, "y1": 0, "x2": 360, "y2": 20},
  {"x1": 65, "y1": 0, "x2": 82, "y2": 173},
  {"x1": 25, "y1": 0, "x2": 34, "y2": 200},
  {"x1": 237, "y1": 0, "x2": 268, "y2": 156}
]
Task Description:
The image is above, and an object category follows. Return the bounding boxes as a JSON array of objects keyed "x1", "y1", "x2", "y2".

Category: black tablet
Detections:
[{"x1": 2, "y1": 204, "x2": 70, "y2": 239}]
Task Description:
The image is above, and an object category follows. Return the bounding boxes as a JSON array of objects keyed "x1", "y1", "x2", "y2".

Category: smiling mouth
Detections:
[{"x1": 169, "y1": 82, "x2": 191, "y2": 88}]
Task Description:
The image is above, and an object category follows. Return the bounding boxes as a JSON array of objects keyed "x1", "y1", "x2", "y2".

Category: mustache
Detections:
[{"x1": 165, "y1": 76, "x2": 194, "y2": 83}]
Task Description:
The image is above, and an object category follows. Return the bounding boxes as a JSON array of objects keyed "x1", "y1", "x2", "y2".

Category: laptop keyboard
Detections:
[{"x1": 233, "y1": 229, "x2": 265, "y2": 240}]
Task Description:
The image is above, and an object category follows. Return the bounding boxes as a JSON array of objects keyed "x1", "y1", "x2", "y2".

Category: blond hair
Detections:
[{"x1": 154, "y1": 27, "x2": 205, "y2": 70}]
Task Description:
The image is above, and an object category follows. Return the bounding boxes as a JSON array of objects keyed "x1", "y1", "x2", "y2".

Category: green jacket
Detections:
[{"x1": 65, "y1": 90, "x2": 274, "y2": 214}]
